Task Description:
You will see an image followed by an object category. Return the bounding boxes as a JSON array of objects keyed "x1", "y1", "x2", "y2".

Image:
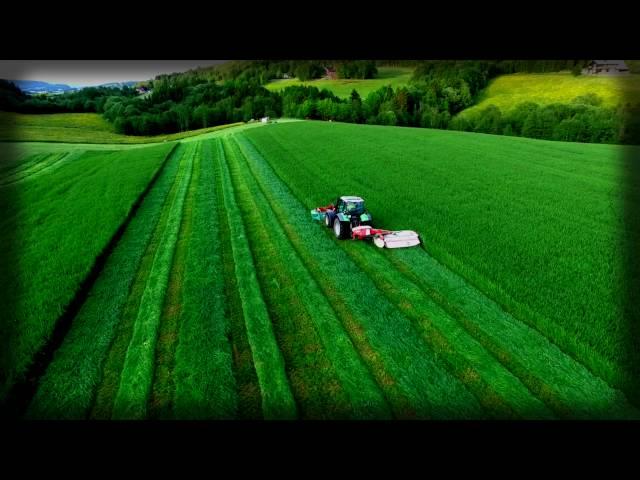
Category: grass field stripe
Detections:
[
  {"x1": 148, "y1": 141, "x2": 203, "y2": 419},
  {"x1": 225, "y1": 135, "x2": 391, "y2": 419},
  {"x1": 217, "y1": 137, "x2": 297, "y2": 420},
  {"x1": 111, "y1": 142, "x2": 196, "y2": 420},
  {"x1": 211, "y1": 139, "x2": 262, "y2": 419},
  {"x1": 389, "y1": 248, "x2": 640, "y2": 419},
  {"x1": 226, "y1": 137, "x2": 353, "y2": 419},
  {"x1": 332, "y1": 239, "x2": 554, "y2": 419},
  {"x1": 172, "y1": 139, "x2": 238, "y2": 419},
  {"x1": 0, "y1": 152, "x2": 75, "y2": 186},
  {"x1": 88, "y1": 145, "x2": 189, "y2": 420},
  {"x1": 25, "y1": 144, "x2": 180, "y2": 419},
  {"x1": 0, "y1": 152, "x2": 67, "y2": 182},
  {"x1": 234, "y1": 133, "x2": 484, "y2": 419}
]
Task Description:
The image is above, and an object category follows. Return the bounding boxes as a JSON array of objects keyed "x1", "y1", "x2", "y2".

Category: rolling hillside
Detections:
[
  {"x1": 265, "y1": 67, "x2": 413, "y2": 99},
  {"x1": 460, "y1": 72, "x2": 640, "y2": 117}
]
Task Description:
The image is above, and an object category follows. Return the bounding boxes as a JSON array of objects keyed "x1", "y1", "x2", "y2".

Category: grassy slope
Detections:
[
  {"x1": 0, "y1": 111, "x2": 243, "y2": 144},
  {"x1": 0, "y1": 143, "x2": 174, "y2": 401},
  {"x1": 242, "y1": 121, "x2": 640, "y2": 406},
  {"x1": 461, "y1": 72, "x2": 640, "y2": 117},
  {"x1": 27, "y1": 145, "x2": 182, "y2": 419},
  {"x1": 265, "y1": 67, "x2": 413, "y2": 99}
]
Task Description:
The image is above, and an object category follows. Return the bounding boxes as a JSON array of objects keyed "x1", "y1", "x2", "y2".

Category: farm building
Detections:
[
  {"x1": 584, "y1": 60, "x2": 630, "y2": 75},
  {"x1": 324, "y1": 66, "x2": 337, "y2": 80}
]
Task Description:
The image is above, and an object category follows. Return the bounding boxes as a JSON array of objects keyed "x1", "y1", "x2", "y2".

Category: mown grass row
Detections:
[
  {"x1": 388, "y1": 248, "x2": 640, "y2": 419},
  {"x1": 89, "y1": 145, "x2": 190, "y2": 420},
  {"x1": 215, "y1": 138, "x2": 297, "y2": 420},
  {"x1": 147, "y1": 142, "x2": 202, "y2": 419},
  {"x1": 0, "y1": 143, "x2": 175, "y2": 402},
  {"x1": 224, "y1": 136, "x2": 390, "y2": 419},
  {"x1": 170, "y1": 140, "x2": 238, "y2": 419},
  {"x1": 111, "y1": 142, "x2": 196, "y2": 420},
  {"x1": 233, "y1": 134, "x2": 484, "y2": 419},
  {"x1": 26, "y1": 144, "x2": 181, "y2": 419},
  {"x1": 212, "y1": 142, "x2": 262, "y2": 420}
]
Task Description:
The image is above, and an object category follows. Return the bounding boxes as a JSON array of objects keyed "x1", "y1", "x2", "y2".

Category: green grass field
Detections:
[
  {"x1": 461, "y1": 72, "x2": 640, "y2": 117},
  {"x1": 0, "y1": 111, "x2": 244, "y2": 144},
  {"x1": 265, "y1": 67, "x2": 414, "y2": 99},
  {"x1": 3, "y1": 118, "x2": 639, "y2": 419}
]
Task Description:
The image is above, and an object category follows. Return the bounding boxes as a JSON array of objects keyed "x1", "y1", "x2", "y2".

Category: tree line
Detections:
[{"x1": 1, "y1": 60, "x2": 638, "y2": 144}]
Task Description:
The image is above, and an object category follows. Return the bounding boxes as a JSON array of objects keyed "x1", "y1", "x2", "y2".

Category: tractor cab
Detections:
[{"x1": 336, "y1": 196, "x2": 365, "y2": 216}]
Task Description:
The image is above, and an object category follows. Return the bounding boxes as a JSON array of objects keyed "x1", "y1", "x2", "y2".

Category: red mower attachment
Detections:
[{"x1": 351, "y1": 225, "x2": 422, "y2": 249}]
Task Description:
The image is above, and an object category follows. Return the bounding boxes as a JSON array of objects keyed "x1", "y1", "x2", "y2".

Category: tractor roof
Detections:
[{"x1": 340, "y1": 196, "x2": 364, "y2": 202}]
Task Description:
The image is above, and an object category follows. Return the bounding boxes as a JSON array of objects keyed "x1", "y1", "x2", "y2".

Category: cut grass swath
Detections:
[
  {"x1": 171, "y1": 140, "x2": 237, "y2": 420},
  {"x1": 89, "y1": 145, "x2": 189, "y2": 420},
  {"x1": 233, "y1": 134, "x2": 483, "y2": 419},
  {"x1": 0, "y1": 143, "x2": 174, "y2": 402},
  {"x1": 216, "y1": 137, "x2": 297, "y2": 420},
  {"x1": 111, "y1": 142, "x2": 196, "y2": 420},
  {"x1": 148, "y1": 142, "x2": 203, "y2": 419},
  {"x1": 212, "y1": 142, "x2": 262, "y2": 420},
  {"x1": 225, "y1": 136, "x2": 389, "y2": 419},
  {"x1": 26, "y1": 144, "x2": 180, "y2": 419}
]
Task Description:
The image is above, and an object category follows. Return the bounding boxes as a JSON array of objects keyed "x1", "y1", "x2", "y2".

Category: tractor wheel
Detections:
[
  {"x1": 333, "y1": 219, "x2": 350, "y2": 239},
  {"x1": 325, "y1": 213, "x2": 332, "y2": 228}
]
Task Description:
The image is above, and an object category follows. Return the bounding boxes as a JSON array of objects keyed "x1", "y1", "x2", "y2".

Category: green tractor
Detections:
[{"x1": 320, "y1": 196, "x2": 373, "y2": 239}]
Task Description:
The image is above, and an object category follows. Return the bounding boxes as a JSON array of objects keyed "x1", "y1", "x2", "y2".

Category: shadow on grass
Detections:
[
  {"x1": 0, "y1": 141, "x2": 19, "y2": 413},
  {"x1": 621, "y1": 100, "x2": 640, "y2": 406}
]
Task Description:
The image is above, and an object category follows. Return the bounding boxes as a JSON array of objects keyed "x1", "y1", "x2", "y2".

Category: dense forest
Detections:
[{"x1": 1, "y1": 60, "x2": 638, "y2": 144}]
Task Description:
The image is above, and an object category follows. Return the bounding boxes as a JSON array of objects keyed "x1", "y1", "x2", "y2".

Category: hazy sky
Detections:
[{"x1": 0, "y1": 60, "x2": 228, "y2": 86}]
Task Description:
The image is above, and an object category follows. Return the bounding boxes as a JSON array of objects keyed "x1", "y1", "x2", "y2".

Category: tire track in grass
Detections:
[
  {"x1": 212, "y1": 140, "x2": 262, "y2": 420},
  {"x1": 388, "y1": 248, "x2": 640, "y2": 419},
  {"x1": 172, "y1": 140, "x2": 237, "y2": 420},
  {"x1": 0, "y1": 151, "x2": 79, "y2": 186},
  {"x1": 233, "y1": 134, "x2": 483, "y2": 419},
  {"x1": 225, "y1": 136, "x2": 390, "y2": 419},
  {"x1": 148, "y1": 142, "x2": 202, "y2": 419},
  {"x1": 334, "y1": 240, "x2": 553, "y2": 419},
  {"x1": 0, "y1": 152, "x2": 66, "y2": 180},
  {"x1": 216, "y1": 138, "x2": 297, "y2": 420},
  {"x1": 111, "y1": 143, "x2": 196, "y2": 420},
  {"x1": 88, "y1": 144, "x2": 190, "y2": 420},
  {"x1": 25, "y1": 144, "x2": 180, "y2": 419}
]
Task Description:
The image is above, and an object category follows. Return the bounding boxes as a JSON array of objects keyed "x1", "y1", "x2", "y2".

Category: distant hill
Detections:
[
  {"x1": 11, "y1": 80, "x2": 77, "y2": 94},
  {"x1": 8, "y1": 80, "x2": 139, "y2": 95},
  {"x1": 96, "y1": 81, "x2": 138, "y2": 89}
]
